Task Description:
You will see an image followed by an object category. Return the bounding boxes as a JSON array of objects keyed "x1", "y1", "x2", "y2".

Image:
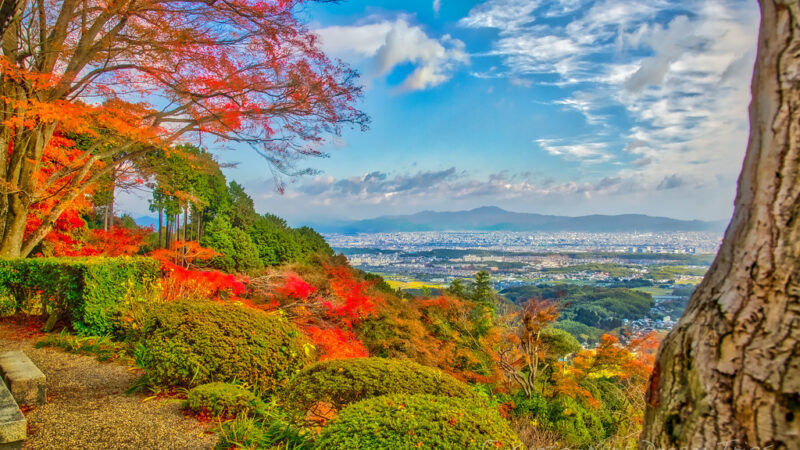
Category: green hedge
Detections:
[
  {"x1": 315, "y1": 394, "x2": 521, "y2": 449},
  {"x1": 185, "y1": 382, "x2": 265, "y2": 417},
  {"x1": 135, "y1": 299, "x2": 310, "y2": 392},
  {"x1": 0, "y1": 257, "x2": 161, "y2": 335},
  {"x1": 283, "y1": 358, "x2": 479, "y2": 415}
]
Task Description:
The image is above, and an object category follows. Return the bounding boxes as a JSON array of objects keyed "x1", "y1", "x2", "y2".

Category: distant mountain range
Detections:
[{"x1": 311, "y1": 207, "x2": 727, "y2": 233}]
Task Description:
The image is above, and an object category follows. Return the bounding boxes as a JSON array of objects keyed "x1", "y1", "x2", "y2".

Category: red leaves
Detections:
[
  {"x1": 159, "y1": 262, "x2": 248, "y2": 302},
  {"x1": 0, "y1": 314, "x2": 46, "y2": 340},
  {"x1": 323, "y1": 264, "x2": 379, "y2": 323},
  {"x1": 277, "y1": 274, "x2": 316, "y2": 300},
  {"x1": 150, "y1": 240, "x2": 219, "y2": 267},
  {"x1": 88, "y1": 227, "x2": 151, "y2": 257},
  {"x1": 303, "y1": 326, "x2": 368, "y2": 361},
  {"x1": 244, "y1": 267, "x2": 378, "y2": 361}
]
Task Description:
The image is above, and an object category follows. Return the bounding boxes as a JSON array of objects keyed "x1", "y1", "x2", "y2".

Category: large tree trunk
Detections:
[
  {"x1": 0, "y1": 125, "x2": 55, "y2": 258},
  {"x1": 640, "y1": 1, "x2": 800, "y2": 448}
]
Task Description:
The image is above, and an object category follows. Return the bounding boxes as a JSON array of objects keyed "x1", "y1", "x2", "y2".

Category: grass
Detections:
[{"x1": 36, "y1": 330, "x2": 135, "y2": 365}]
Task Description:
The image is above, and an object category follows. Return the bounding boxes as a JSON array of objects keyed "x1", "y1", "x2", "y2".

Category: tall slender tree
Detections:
[{"x1": 640, "y1": 1, "x2": 800, "y2": 447}]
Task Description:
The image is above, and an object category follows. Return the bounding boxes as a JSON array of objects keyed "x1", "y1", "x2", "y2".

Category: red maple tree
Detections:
[{"x1": 0, "y1": 0, "x2": 368, "y2": 257}]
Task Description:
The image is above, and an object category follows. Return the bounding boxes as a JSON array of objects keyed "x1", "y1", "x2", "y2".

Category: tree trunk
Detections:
[
  {"x1": 182, "y1": 205, "x2": 188, "y2": 267},
  {"x1": 0, "y1": 125, "x2": 55, "y2": 258},
  {"x1": 104, "y1": 177, "x2": 115, "y2": 232},
  {"x1": 640, "y1": 1, "x2": 800, "y2": 448},
  {"x1": 165, "y1": 216, "x2": 171, "y2": 247},
  {"x1": 158, "y1": 208, "x2": 163, "y2": 248}
]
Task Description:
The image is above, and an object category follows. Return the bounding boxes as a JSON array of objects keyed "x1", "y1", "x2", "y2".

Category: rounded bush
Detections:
[
  {"x1": 315, "y1": 394, "x2": 521, "y2": 449},
  {"x1": 185, "y1": 382, "x2": 263, "y2": 417},
  {"x1": 546, "y1": 396, "x2": 606, "y2": 446},
  {"x1": 283, "y1": 357, "x2": 478, "y2": 413},
  {"x1": 136, "y1": 299, "x2": 310, "y2": 391}
]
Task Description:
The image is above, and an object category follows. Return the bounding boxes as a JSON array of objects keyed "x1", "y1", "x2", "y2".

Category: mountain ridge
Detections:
[{"x1": 309, "y1": 206, "x2": 727, "y2": 233}]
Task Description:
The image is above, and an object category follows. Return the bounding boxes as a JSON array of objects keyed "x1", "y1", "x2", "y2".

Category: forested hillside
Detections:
[{"x1": 501, "y1": 285, "x2": 654, "y2": 343}]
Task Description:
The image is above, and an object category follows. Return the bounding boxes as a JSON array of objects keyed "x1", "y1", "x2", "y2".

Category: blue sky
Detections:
[{"x1": 121, "y1": 0, "x2": 760, "y2": 224}]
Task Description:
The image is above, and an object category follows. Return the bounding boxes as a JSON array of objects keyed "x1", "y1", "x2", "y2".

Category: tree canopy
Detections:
[{"x1": 0, "y1": 0, "x2": 368, "y2": 257}]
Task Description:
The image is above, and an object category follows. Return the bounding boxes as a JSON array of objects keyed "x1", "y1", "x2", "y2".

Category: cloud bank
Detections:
[{"x1": 461, "y1": 0, "x2": 758, "y2": 192}]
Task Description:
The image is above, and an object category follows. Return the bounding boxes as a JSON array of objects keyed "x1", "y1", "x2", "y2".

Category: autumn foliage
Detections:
[
  {"x1": 88, "y1": 227, "x2": 152, "y2": 257},
  {"x1": 0, "y1": 0, "x2": 367, "y2": 258},
  {"x1": 149, "y1": 241, "x2": 247, "y2": 302},
  {"x1": 321, "y1": 264, "x2": 379, "y2": 323},
  {"x1": 303, "y1": 326, "x2": 368, "y2": 361},
  {"x1": 276, "y1": 274, "x2": 317, "y2": 301}
]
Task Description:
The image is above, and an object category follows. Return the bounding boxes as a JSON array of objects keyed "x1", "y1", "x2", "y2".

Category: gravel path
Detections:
[{"x1": 0, "y1": 324, "x2": 218, "y2": 449}]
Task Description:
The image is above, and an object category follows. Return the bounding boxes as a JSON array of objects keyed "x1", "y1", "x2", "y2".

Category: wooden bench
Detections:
[
  {"x1": 0, "y1": 351, "x2": 46, "y2": 406},
  {"x1": 0, "y1": 379, "x2": 25, "y2": 450}
]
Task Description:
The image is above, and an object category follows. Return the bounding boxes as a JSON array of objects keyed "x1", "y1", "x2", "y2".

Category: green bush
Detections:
[
  {"x1": 512, "y1": 393, "x2": 550, "y2": 420},
  {"x1": 0, "y1": 285, "x2": 14, "y2": 316},
  {"x1": 135, "y1": 299, "x2": 310, "y2": 392},
  {"x1": 509, "y1": 391, "x2": 609, "y2": 447},
  {"x1": 186, "y1": 382, "x2": 264, "y2": 417},
  {"x1": 0, "y1": 257, "x2": 161, "y2": 335},
  {"x1": 283, "y1": 358, "x2": 479, "y2": 414},
  {"x1": 546, "y1": 396, "x2": 606, "y2": 447},
  {"x1": 315, "y1": 394, "x2": 521, "y2": 449}
]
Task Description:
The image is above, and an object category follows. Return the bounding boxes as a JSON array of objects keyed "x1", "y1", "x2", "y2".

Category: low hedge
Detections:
[
  {"x1": 315, "y1": 394, "x2": 522, "y2": 449},
  {"x1": 135, "y1": 299, "x2": 310, "y2": 392},
  {"x1": 185, "y1": 382, "x2": 265, "y2": 417},
  {"x1": 0, "y1": 257, "x2": 161, "y2": 335},
  {"x1": 283, "y1": 357, "x2": 479, "y2": 414}
]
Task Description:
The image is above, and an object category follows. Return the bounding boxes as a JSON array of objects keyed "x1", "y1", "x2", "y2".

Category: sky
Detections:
[{"x1": 120, "y1": 0, "x2": 760, "y2": 225}]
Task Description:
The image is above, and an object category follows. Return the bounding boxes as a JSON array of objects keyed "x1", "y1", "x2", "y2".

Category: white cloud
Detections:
[
  {"x1": 433, "y1": 0, "x2": 441, "y2": 15},
  {"x1": 313, "y1": 22, "x2": 392, "y2": 57},
  {"x1": 459, "y1": 0, "x2": 543, "y2": 31},
  {"x1": 291, "y1": 168, "x2": 633, "y2": 207},
  {"x1": 461, "y1": 0, "x2": 758, "y2": 198},
  {"x1": 536, "y1": 139, "x2": 613, "y2": 163},
  {"x1": 315, "y1": 18, "x2": 468, "y2": 91}
]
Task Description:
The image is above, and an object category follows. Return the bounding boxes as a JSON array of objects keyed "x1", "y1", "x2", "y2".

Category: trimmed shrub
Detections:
[
  {"x1": 283, "y1": 358, "x2": 478, "y2": 414},
  {"x1": 0, "y1": 257, "x2": 161, "y2": 335},
  {"x1": 186, "y1": 382, "x2": 264, "y2": 417},
  {"x1": 135, "y1": 299, "x2": 310, "y2": 392},
  {"x1": 315, "y1": 394, "x2": 522, "y2": 449}
]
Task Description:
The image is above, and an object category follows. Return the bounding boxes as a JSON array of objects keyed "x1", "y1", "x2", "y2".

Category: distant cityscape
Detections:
[
  {"x1": 329, "y1": 231, "x2": 721, "y2": 334},
  {"x1": 326, "y1": 231, "x2": 721, "y2": 254}
]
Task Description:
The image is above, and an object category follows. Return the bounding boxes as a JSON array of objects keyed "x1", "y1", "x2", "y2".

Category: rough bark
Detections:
[{"x1": 640, "y1": 1, "x2": 800, "y2": 448}]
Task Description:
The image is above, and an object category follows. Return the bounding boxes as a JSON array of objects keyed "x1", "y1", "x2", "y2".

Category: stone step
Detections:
[
  {"x1": 0, "y1": 378, "x2": 25, "y2": 449},
  {"x1": 0, "y1": 351, "x2": 46, "y2": 407}
]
